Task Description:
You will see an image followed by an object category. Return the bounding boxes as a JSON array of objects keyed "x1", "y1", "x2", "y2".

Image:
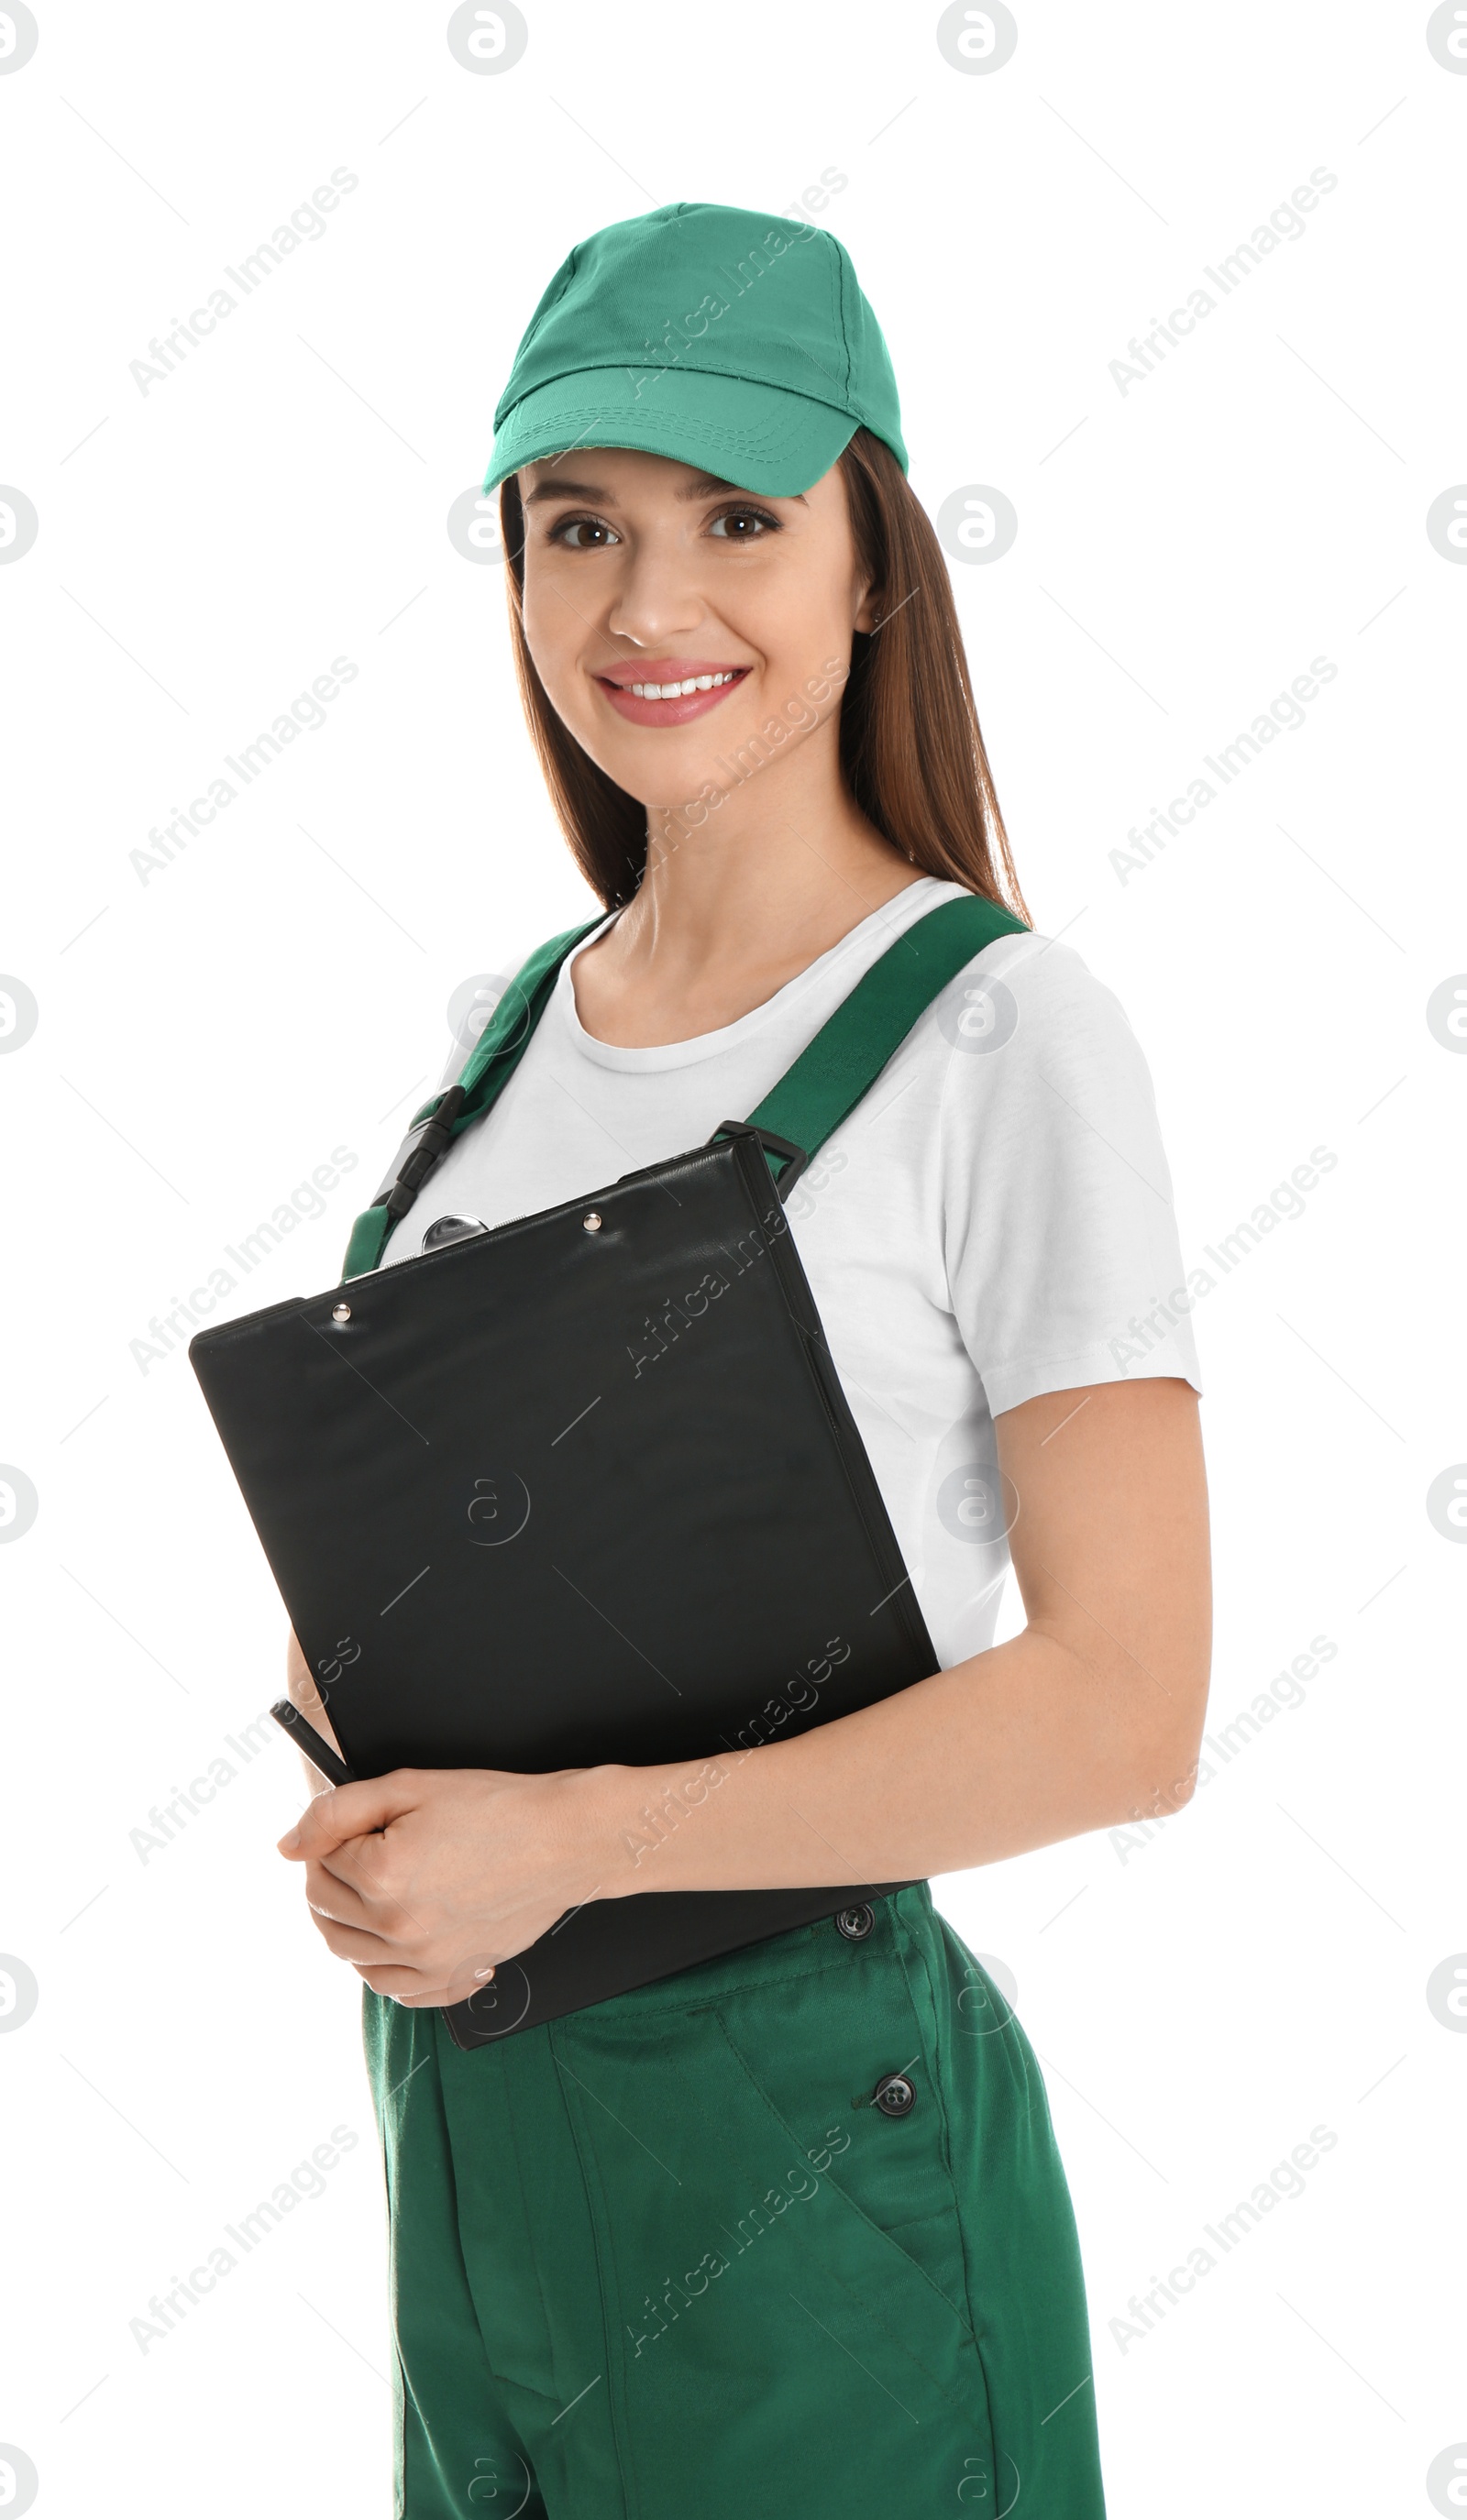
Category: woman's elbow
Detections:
[{"x1": 1120, "y1": 1673, "x2": 1211, "y2": 1822}]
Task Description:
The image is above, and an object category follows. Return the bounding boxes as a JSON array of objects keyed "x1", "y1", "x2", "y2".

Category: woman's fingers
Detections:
[
  {"x1": 308, "y1": 1909, "x2": 409, "y2": 1966},
  {"x1": 352, "y1": 1955, "x2": 503, "y2": 1996},
  {"x1": 302, "y1": 1859, "x2": 378, "y2": 1931},
  {"x1": 359, "y1": 1977, "x2": 450, "y2": 2004},
  {"x1": 303, "y1": 1880, "x2": 460, "y2": 1998},
  {"x1": 352, "y1": 1959, "x2": 478, "y2": 2004},
  {"x1": 277, "y1": 1771, "x2": 421, "y2": 1860},
  {"x1": 304, "y1": 1887, "x2": 509, "y2": 2000}
]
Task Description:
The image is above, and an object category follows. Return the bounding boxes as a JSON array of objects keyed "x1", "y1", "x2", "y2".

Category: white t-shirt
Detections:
[{"x1": 379, "y1": 877, "x2": 1201, "y2": 1672}]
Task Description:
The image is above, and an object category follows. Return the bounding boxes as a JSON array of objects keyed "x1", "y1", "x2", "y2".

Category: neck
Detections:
[{"x1": 616, "y1": 717, "x2": 920, "y2": 985}]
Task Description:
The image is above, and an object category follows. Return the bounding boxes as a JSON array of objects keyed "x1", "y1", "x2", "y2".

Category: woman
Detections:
[{"x1": 279, "y1": 203, "x2": 1209, "y2": 2518}]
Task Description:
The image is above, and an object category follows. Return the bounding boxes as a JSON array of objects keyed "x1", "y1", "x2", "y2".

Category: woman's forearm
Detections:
[{"x1": 590, "y1": 1622, "x2": 1205, "y2": 1901}]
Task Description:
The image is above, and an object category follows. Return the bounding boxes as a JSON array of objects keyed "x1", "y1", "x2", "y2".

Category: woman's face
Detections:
[{"x1": 517, "y1": 446, "x2": 876, "y2": 822}]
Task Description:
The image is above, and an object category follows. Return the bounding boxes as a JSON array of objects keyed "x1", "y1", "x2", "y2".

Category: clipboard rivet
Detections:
[
  {"x1": 331, "y1": 1303, "x2": 352, "y2": 1323},
  {"x1": 582, "y1": 1212, "x2": 602, "y2": 1233}
]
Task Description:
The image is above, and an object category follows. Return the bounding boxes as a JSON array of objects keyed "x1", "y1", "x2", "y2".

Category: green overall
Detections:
[{"x1": 344, "y1": 900, "x2": 1109, "y2": 2518}]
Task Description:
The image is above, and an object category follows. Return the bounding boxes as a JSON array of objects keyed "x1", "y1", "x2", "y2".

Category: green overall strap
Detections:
[
  {"x1": 340, "y1": 890, "x2": 1027, "y2": 1277},
  {"x1": 739, "y1": 889, "x2": 1027, "y2": 1174},
  {"x1": 341, "y1": 918, "x2": 601, "y2": 1277}
]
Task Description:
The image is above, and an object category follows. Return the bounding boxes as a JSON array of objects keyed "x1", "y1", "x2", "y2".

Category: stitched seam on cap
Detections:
[
  {"x1": 832, "y1": 234, "x2": 853, "y2": 403},
  {"x1": 495, "y1": 365, "x2": 848, "y2": 415},
  {"x1": 499, "y1": 402, "x2": 829, "y2": 458}
]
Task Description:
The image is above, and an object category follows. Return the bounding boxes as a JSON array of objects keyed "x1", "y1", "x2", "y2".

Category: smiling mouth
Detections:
[
  {"x1": 596, "y1": 664, "x2": 751, "y2": 726},
  {"x1": 623, "y1": 669, "x2": 741, "y2": 698}
]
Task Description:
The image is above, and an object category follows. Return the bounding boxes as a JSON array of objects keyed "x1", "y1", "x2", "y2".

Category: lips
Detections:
[{"x1": 596, "y1": 661, "x2": 751, "y2": 728}]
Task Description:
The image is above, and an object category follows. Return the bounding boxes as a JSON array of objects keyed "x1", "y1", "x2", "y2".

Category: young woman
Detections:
[{"x1": 278, "y1": 204, "x2": 1209, "y2": 2518}]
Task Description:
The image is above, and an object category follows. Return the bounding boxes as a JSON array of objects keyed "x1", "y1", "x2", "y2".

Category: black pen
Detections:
[{"x1": 269, "y1": 1699, "x2": 358, "y2": 1788}]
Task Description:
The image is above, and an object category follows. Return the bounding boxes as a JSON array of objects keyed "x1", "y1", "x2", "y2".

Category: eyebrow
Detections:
[{"x1": 522, "y1": 469, "x2": 806, "y2": 508}]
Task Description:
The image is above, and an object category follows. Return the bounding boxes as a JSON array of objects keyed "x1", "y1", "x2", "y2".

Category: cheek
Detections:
[
  {"x1": 521, "y1": 566, "x2": 592, "y2": 718},
  {"x1": 750, "y1": 569, "x2": 855, "y2": 699}
]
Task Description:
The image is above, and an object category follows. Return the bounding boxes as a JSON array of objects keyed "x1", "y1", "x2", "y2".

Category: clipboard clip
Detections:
[{"x1": 707, "y1": 1120, "x2": 809, "y2": 1201}]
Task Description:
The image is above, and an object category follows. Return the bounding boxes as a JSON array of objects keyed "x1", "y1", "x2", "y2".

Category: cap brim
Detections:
[{"x1": 481, "y1": 366, "x2": 858, "y2": 499}]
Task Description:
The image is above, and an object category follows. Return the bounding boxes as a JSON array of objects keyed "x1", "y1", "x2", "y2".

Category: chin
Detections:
[{"x1": 607, "y1": 738, "x2": 733, "y2": 804}]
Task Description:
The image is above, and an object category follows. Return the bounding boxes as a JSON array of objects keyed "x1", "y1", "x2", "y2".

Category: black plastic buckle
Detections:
[
  {"x1": 708, "y1": 1118, "x2": 810, "y2": 1201},
  {"x1": 379, "y1": 1083, "x2": 468, "y2": 1223}
]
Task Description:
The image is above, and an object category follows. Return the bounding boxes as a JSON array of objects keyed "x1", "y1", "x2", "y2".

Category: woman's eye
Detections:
[
  {"x1": 549, "y1": 516, "x2": 619, "y2": 549},
  {"x1": 708, "y1": 509, "x2": 777, "y2": 541}
]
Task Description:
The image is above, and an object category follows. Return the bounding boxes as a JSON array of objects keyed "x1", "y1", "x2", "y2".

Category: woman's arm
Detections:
[
  {"x1": 278, "y1": 1378, "x2": 1209, "y2": 2003},
  {"x1": 599, "y1": 1373, "x2": 1210, "y2": 1890}
]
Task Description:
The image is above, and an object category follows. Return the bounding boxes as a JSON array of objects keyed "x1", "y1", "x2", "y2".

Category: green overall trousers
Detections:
[
  {"x1": 364, "y1": 1890, "x2": 1105, "y2": 2517},
  {"x1": 345, "y1": 904, "x2": 1109, "y2": 2516}
]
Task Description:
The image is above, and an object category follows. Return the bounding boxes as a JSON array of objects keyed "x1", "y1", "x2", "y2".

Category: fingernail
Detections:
[{"x1": 278, "y1": 1826, "x2": 301, "y2": 1852}]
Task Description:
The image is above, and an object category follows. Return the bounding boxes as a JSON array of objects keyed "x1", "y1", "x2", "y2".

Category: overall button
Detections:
[
  {"x1": 834, "y1": 1903, "x2": 875, "y2": 1941},
  {"x1": 871, "y1": 2071, "x2": 917, "y2": 2118}
]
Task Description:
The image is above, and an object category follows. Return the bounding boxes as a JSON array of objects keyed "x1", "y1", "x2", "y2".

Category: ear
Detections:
[{"x1": 853, "y1": 580, "x2": 882, "y2": 635}]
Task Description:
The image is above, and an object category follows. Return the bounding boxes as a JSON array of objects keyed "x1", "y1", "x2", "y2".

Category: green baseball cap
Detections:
[{"x1": 482, "y1": 201, "x2": 907, "y2": 500}]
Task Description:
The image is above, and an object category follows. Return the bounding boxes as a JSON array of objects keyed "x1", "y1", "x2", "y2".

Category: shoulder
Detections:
[
  {"x1": 926, "y1": 929, "x2": 1159, "y2": 1106},
  {"x1": 921, "y1": 928, "x2": 1200, "y2": 1403},
  {"x1": 921, "y1": 926, "x2": 1185, "y2": 1241}
]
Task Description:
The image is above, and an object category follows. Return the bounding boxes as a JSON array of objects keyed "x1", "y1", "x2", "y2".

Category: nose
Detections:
[{"x1": 605, "y1": 531, "x2": 706, "y2": 652}]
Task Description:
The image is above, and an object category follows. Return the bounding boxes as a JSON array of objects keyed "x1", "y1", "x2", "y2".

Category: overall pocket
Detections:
[
  {"x1": 556, "y1": 1948, "x2": 1000, "y2": 2520},
  {"x1": 709, "y1": 1937, "x2": 983, "y2": 2333}
]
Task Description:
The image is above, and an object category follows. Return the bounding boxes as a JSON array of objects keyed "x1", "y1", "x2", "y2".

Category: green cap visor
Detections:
[{"x1": 482, "y1": 365, "x2": 861, "y2": 501}]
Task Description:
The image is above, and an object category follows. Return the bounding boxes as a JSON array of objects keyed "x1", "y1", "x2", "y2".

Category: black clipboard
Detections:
[{"x1": 191, "y1": 1127, "x2": 935, "y2": 2044}]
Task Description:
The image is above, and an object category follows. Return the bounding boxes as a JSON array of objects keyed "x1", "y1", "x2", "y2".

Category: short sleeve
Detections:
[{"x1": 937, "y1": 933, "x2": 1203, "y2": 1417}]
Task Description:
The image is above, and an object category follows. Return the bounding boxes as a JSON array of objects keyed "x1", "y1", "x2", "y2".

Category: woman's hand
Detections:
[{"x1": 275, "y1": 1765, "x2": 614, "y2": 2007}]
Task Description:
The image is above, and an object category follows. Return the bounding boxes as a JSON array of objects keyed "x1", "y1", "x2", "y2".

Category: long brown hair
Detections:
[{"x1": 499, "y1": 427, "x2": 1028, "y2": 921}]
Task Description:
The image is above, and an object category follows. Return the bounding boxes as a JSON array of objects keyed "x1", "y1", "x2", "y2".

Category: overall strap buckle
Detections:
[
  {"x1": 707, "y1": 1118, "x2": 810, "y2": 1200},
  {"x1": 378, "y1": 1084, "x2": 468, "y2": 1222}
]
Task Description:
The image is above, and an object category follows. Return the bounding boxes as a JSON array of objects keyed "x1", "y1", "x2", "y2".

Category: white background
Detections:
[{"x1": 2, "y1": 3, "x2": 1463, "y2": 2514}]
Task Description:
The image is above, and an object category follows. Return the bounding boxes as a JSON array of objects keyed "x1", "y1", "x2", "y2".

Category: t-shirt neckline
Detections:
[{"x1": 555, "y1": 877, "x2": 954, "y2": 1074}]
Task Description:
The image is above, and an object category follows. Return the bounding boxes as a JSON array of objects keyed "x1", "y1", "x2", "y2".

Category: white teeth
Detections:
[{"x1": 626, "y1": 670, "x2": 738, "y2": 699}]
